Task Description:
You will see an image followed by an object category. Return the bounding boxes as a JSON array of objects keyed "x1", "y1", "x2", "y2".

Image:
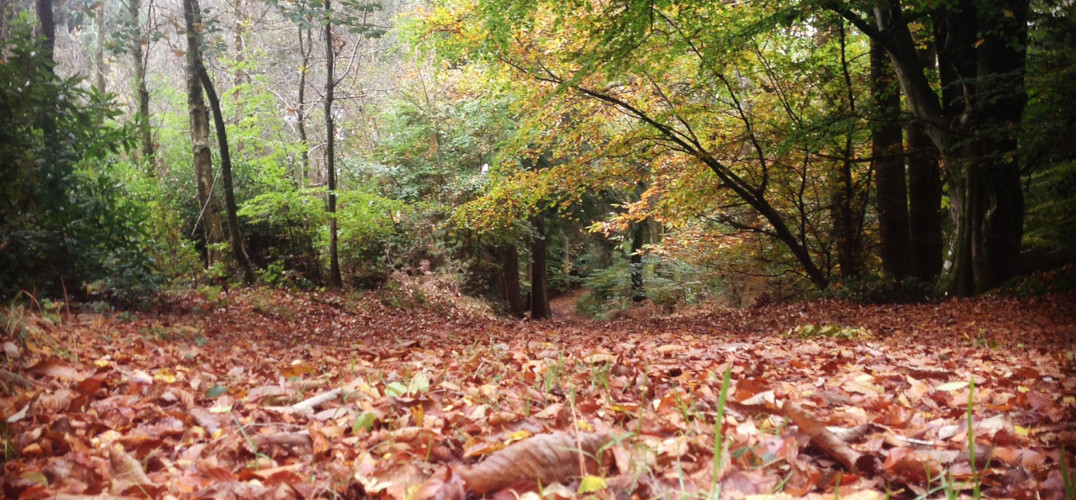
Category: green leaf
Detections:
[
  {"x1": 409, "y1": 372, "x2": 430, "y2": 394},
  {"x1": 205, "y1": 385, "x2": 228, "y2": 398},
  {"x1": 385, "y1": 381, "x2": 408, "y2": 398},
  {"x1": 935, "y1": 381, "x2": 970, "y2": 392},
  {"x1": 352, "y1": 412, "x2": 376, "y2": 433}
]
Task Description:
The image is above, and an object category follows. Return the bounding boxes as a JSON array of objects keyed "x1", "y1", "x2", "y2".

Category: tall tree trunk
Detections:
[
  {"x1": 182, "y1": 0, "x2": 225, "y2": 269},
  {"x1": 831, "y1": 23, "x2": 863, "y2": 278},
  {"x1": 190, "y1": 28, "x2": 256, "y2": 285},
  {"x1": 931, "y1": 2, "x2": 1028, "y2": 295},
  {"x1": 93, "y1": 3, "x2": 106, "y2": 97},
  {"x1": 530, "y1": 214, "x2": 551, "y2": 320},
  {"x1": 906, "y1": 40, "x2": 943, "y2": 281},
  {"x1": 296, "y1": 25, "x2": 312, "y2": 185},
  {"x1": 870, "y1": 38, "x2": 914, "y2": 280},
  {"x1": 630, "y1": 221, "x2": 646, "y2": 302},
  {"x1": 127, "y1": 0, "x2": 155, "y2": 173},
  {"x1": 35, "y1": 0, "x2": 55, "y2": 68},
  {"x1": 230, "y1": 0, "x2": 248, "y2": 132},
  {"x1": 500, "y1": 244, "x2": 525, "y2": 318},
  {"x1": 324, "y1": 0, "x2": 342, "y2": 287}
]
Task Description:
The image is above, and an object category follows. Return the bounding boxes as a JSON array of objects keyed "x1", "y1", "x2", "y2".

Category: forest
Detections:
[{"x1": 1, "y1": 0, "x2": 1075, "y2": 498}]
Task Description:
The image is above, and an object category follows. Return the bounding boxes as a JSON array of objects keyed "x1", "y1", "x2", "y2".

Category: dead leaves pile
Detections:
[{"x1": 0, "y1": 289, "x2": 1074, "y2": 499}]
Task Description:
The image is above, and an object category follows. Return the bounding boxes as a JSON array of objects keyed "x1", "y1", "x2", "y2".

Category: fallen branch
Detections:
[
  {"x1": 0, "y1": 368, "x2": 41, "y2": 390},
  {"x1": 781, "y1": 401, "x2": 876, "y2": 474},
  {"x1": 290, "y1": 388, "x2": 341, "y2": 411},
  {"x1": 265, "y1": 388, "x2": 342, "y2": 414}
]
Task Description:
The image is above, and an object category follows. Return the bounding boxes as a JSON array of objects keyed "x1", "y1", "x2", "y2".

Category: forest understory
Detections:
[{"x1": 2, "y1": 288, "x2": 1074, "y2": 499}]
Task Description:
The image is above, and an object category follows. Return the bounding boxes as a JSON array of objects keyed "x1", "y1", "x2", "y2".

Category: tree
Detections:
[
  {"x1": 829, "y1": 0, "x2": 1030, "y2": 295},
  {"x1": 870, "y1": 38, "x2": 914, "y2": 280},
  {"x1": 35, "y1": 0, "x2": 55, "y2": 68},
  {"x1": 499, "y1": 244, "x2": 526, "y2": 317},
  {"x1": 324, "y1": 0, "x2": 343, "y2": 287},
  {"x1": 321, "y1": 0, "x2": 384, "y2": 287},
  {"x1": 182, "y1": 0, "x2": 227, "y2": 270},
  {"x1": 422, "y1": 1, "x2": 885, "y2": 290},
  {"x1": 124, "y1": 0, "x2": 156, "y2": 171},
  {"x1": 530, "y1": 213, "x2": 551, "y2": 319},
  {"x1": 184, "y1": 0, "x2": 255, "y2": 283},
  {"x1": 1, "y1": 14, "x2": 152, "y2": 300}
]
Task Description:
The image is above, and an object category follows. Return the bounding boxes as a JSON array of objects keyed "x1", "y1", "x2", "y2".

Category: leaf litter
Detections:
[{"x1": 0, "y1": 289, "x2": 1074, "y2": 499}]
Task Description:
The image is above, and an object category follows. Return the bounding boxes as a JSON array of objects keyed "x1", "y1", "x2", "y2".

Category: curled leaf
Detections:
[{"x1": 460, "y1": 432, "x2": 610, "y2": 494}]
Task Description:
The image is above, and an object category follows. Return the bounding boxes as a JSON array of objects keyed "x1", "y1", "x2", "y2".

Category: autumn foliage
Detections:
[{"x1": 1, "y1": 289, "x2": 1074, "y2": 498}]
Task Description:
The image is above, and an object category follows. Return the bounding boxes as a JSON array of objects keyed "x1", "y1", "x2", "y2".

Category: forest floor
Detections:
[{"x1": 1, "y1": 287, "x2": 1075, "y2": 499}]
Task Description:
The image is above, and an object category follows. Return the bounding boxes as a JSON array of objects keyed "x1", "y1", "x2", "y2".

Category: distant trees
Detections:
[
  {"x1": 2, "y1": 0, "x2": 1071, "y2": 308},
  {"x1": 417, "y1": 0, "x2": 1061, "y2": 300}
]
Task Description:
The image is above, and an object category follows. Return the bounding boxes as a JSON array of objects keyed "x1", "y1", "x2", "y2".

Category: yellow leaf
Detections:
[
  {"x1": 1014, "y1": 426, "x2": 1031, "y2": 436},
  {"x1": 411, "y1": 405, "x2": 424, "y2": 427},
  {"x1": 505, "y1": 430, "x2": 532, "y2": 444},
  {"x1": 154, "y1": 368, "x2": 177, "y2": 383},
  {"x1": 1017, "y1": 386, "x2": 1030, "y2": 393},
  {"x1": 94, "y1": 358, "x2": 110, "y2": 368},
  {"x1": 578, "y1": 475, "x2": 607, "y2": 494}
]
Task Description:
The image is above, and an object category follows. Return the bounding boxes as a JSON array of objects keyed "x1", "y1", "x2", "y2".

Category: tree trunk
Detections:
[
  {"x1": 93, "y1": 4, "x2": 106, "y2": 97},
  {"x1": 325, "y1": 0, "x2": 343, "y2": 287},
  {"x1": 904, "y1": 39, "x2": 943, "y2": 281},
  {"x1": 35, "y1": 0, "x2": 55, "y2": 66},
  {"x1": 831, "y1": 22, "x2": 863, "y2": 279},
  {"x1": 630, "y1": 221, "x2": 646, "y2": 302},
  {"x1": 837, "y1": 0, "x2": 1028, "y2": 295},
  {"x1": 530, "y1": 214, "x2": 551, "y2": 320},
  {"x1": 187, "y1": 1, "x2": 256, "y2": 285},
  {"x1": 296, "y1": 25, "x2": 312, "y2": 184},
  {"x1": 182, "y1": 0, "x2": 226, "y2": 269},
  {"x1": 127, "y1": 0, "x2": 155, "y2": 174},
  {"x1": 870, "y1": 38, "x2": 914, "y2": 281},
  {"x1": 500, "y1": 244, "x2": 525, "y2": 318},
  {"x1": 231, "y1": 0, "x2": 245, "y2": 123},
  {"x1": 931, "y1": 2, "x2": 1028, "y2": 295}
]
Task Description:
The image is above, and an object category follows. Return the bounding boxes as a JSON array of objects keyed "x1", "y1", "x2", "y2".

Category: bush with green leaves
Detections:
[
  {"x1": 335, "y1": 191, "x2": 437, "y2": 287},
  {"x1": 239, "y1": 188, "x2": 326, "y2": 286},
  {"x1": 0, "y1": 14, "x2": 157, "y2": 302}
]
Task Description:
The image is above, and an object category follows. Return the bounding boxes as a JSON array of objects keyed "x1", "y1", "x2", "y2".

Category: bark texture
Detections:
[
  {"x1": 836, "y1": 0, "x2": 1029, "y2": 295},
  {"x1": 500, "y1": 244, "x2": 525, "y2": 318},
  {"x1": 870, "y1": 38, "x2": 914, "y2": 280},
  {"x1": 530, "y1": 215, "x2": 551, "y2": 320},
  {"x1": 182, "y1": 0, "x2": 226, "y2": 269},
  {"x1": 324, "y1": 0, "x2": 342, "y2": 287}
]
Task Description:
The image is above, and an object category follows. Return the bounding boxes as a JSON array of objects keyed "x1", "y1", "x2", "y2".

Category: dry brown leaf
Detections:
[
  {"x1": 461, "y1": 432, "x2": 610, "y2": 494},
  {"x1": 32, "y1": 388, "x2": 75, "y2": 415},
  {"x1": 415, "y1": 465, "x2": 467, "y2": 500},
  {"x1": 30, "y1": 358, "x2": 86, "y2": 380},
  {"x1": 109, "y1": 446, "x2": 152, "y2": 493}
]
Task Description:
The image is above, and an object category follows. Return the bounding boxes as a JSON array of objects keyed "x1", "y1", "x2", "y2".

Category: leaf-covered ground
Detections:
[{"x1": 2, "y1": 288, "x2": 1075, "y2": 499}]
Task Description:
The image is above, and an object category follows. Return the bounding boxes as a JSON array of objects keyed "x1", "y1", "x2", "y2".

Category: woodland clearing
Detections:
[{"x1": 1, "y1": 288, "x2": 1074, "y2": 499}]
